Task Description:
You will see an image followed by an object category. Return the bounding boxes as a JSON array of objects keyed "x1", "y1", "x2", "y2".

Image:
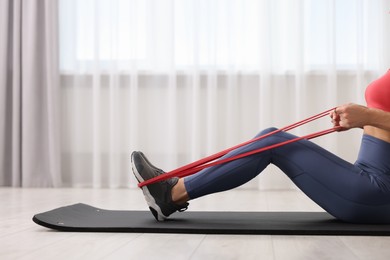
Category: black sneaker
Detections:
[{"x1": 131, "y1": 151, "x2": 189, "y2": 221}]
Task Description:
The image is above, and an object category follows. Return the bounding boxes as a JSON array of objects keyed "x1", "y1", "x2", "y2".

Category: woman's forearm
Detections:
[
  {"x1": 333, "y1": 103, "x2": 390, "y2": 131},
  {"x1": 366, "y1": 108, "x2": 390, "y2": 131}
]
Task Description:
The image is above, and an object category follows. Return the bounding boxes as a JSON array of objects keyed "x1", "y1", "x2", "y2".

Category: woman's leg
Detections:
[{"x1": 182, "y1": 127, "x2": 390, "y2": 223}]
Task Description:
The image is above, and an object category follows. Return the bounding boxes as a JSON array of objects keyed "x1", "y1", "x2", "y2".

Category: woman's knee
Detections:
[{"x1": 255, "y1": 127, "x2": 279, "y2": 138}]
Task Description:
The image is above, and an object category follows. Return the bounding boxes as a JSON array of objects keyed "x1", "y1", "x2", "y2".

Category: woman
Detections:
[{"x1": 131, "y1": 70, "x2": 390, "y2": 224}]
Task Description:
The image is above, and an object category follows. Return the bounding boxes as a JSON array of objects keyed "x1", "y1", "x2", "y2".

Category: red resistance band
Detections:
[{"x1": 138, "y1": 108, "x2": 342, "y2": 188}]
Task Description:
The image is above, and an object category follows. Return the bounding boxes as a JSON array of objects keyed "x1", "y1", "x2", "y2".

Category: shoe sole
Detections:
[{"x1": 131, "y1": 153, "x2": 167, "y2": 221}]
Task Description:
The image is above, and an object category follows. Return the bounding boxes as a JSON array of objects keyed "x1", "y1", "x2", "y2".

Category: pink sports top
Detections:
[{"x1": 365, "y1": 70, "x2": 390, "y2": 112}]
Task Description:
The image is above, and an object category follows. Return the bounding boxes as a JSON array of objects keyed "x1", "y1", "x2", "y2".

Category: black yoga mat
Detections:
[{"x1": 32, "y1": 203, "x2": 390, "y2": 236}]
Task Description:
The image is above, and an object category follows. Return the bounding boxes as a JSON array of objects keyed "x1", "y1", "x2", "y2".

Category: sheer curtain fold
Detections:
[
  {"x1": 0, "y1": 0, "x2": 60, "y2": 187},
  {"x1": 59, "y1": 0, "x2": 389, "y2": 189}
]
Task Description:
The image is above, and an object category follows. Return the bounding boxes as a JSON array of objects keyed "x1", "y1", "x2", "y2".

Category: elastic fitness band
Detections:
[{"x1": 138, "y1": 107, "x2": 342, "y2": 188}]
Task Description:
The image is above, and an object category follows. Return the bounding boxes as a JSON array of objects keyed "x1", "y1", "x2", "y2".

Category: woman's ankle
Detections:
[{"x1": 171, "y1": 178, "x2": 190, "y2": 204}]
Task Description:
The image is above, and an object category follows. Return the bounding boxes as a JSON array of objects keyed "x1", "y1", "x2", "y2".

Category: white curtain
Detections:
[
  {"x1": 59, "y1": 0, "x2": 390, "y2": 189},
  {"x1": 0, "y1": 0, "x2": 60, "y2": 187}
]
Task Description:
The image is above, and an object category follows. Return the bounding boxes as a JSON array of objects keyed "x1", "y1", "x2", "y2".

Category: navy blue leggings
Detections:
[{"x1": 184, "y1": 128, "x2": 390, "y2": 224}]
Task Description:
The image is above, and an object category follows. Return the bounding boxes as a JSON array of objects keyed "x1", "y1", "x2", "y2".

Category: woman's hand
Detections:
[{"x1": 330, "y1": 103, "x2": 369, "y2": 130}]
